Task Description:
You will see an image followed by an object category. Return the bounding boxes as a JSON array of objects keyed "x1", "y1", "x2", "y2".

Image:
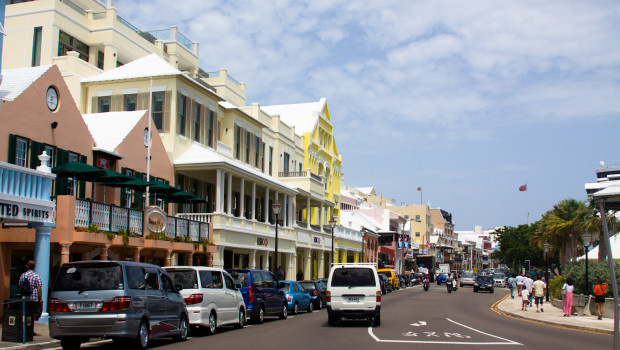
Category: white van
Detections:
[
  {"x1": 164, "y1": 266, "x2": 246, "y2": 334},
  {"x1": 326, "y1": 264, "x2": 381, "y2": 327}
]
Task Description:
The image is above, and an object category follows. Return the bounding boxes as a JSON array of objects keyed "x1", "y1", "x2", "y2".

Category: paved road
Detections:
[{"x1": 70, "y1": 284, "x2": 612, "y2": 350}]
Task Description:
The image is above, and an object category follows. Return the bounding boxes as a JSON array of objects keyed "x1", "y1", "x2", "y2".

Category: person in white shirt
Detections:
[
  {"x1": 524, "y1": 276, "x2": 534, "y2": 306},
  {"x1": 515, "y1": 274, "x2": 525, "y2": 296}
]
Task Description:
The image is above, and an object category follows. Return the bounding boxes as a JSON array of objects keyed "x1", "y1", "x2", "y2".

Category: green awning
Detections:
[
  {"x1": 166, "y1": 190, "x2": 206, "y2": 203},
  {"x1": 148, "y1": 181, "x2": 180, "y2": 194},
  {"x1": 52, "y1": 162, "x2": 107, "y2": 181},
  {"x1": 101, "y1": 178, "x2": 151, "y2": 190},
  {"x1": 92, "y1": 168, "x2": 136, "y2": 183}
]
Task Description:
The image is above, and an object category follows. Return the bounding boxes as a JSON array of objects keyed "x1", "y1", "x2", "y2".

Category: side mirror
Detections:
[
  {"x1": 235, "y1": 283, "x2": 242, "y2": 289},
  {"x1": 175, "y1": 283, "x2": 183, "y2": 291}
]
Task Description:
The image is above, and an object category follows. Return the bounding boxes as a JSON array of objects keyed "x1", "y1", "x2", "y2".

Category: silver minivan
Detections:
[
  {"x1": 49, "y1": 261, "x2": 188, "y2": 350},
  {"x1": 164, "y1": 266, "x2": 246, "y2": 334}
]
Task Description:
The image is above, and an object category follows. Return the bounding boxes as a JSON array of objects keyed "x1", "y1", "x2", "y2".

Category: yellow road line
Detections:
[{"x1": 490, "y1": 293, "x2": 611, "y2": 336}]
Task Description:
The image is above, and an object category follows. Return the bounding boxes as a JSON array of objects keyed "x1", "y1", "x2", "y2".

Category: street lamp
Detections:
[
  {"x1": 272, "y1": 200, "x2": 281, "y2": 277},
  {"x1": 543, "y1": 241, "x2": 550, "y2": 301},
  {"x1": 330, "y1": 216, "x2": 337, "y2": 266},
  {"x1": 361, "y1": 228, "x2": 366, "y2": 263},
  {"x1": 582, "y1": 232, "x2": 592, "y2": 295}
]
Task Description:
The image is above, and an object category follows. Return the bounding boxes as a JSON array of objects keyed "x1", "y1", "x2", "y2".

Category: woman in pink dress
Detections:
[{"x1": 561, "y1": 278, "x2": 574, "y2": 316}]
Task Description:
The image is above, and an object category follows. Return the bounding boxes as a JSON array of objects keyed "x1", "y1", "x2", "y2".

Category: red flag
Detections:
[
  {"x1": 417, "y1": 187, "x2": 422, "y2": 191},
  {"x1": 519, "y1": 184, "x2": 527, "y2": 192}
]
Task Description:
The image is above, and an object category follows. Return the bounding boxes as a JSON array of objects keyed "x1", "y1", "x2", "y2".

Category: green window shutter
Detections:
[
  {"x1": 55, "y1": 149, "x2": 70, "y2": 195},
  {"x1": 7, "y1": 134, "x2": 17, "y2": 164},
  {"x1": 120, "y1": 167, "x2": 128, "y2": 208},
  {"x1": 78, "y1": 155, "x2": 87, "y2": 198},
  {"x1": 29, "y1": 141, "x2": 44, "y2": 169},
  {"x1": 134, "y1": 171, "x2": 144, "y2": 209}
]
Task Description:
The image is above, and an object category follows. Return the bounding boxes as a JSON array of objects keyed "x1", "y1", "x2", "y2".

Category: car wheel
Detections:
[
  {"x1": 328, "y1": 314, "x2": 338, "y2": 326},
  {"x1": 373, "y1": 315, "x2": 381, "y2": 327},
  {"x1": 174, "y1": 315, "x2": 189, "y2": 341},
  {"x1": 460, "y1": 284, "x2": 463, "y2": 287},
  {"x1": 473, "y1": 287, "x2": 478, "y2": 293},
  {"x1": 279, "y1": 304, "x2": 288, "y2": 319},
  {"x1": 234, "y1": 308, "x2": 245, "y2": 329},
  {"x1": 136, "y1": 320, "x2": 149, "y2": 350},
  {"x1": 60, "y1": 338, "x2": 81, "y2": 350},
  {"x1": 292, "y1": 302, "x2": 298, "y2": 315},
  {"x1": 317, "y1": 299, "x2": 323, "y2": 310},
  {"x1": 490, "y1": 288, "x2": 494, "y2": 293},
  {"x1": 307, "y1": 300, "x2": 314, "y2": 313},
  {"x1": 207, "y1": 311, "x2": 217, "y2": 335},
  {"x1": 251, "y1": 306, "x2": 265, "y2": 324}
]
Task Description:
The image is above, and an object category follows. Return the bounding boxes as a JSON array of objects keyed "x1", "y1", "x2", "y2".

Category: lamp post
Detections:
[
  {"x1": 361, "y1": 228, "x2": 365, "y2": 263},
  {"x1": 543, "y1": 241, "x2": 550, "y2": 301},
  {"x1": 582, "y1": 232, "x2": 592, "y2": 295},
  {"x1": 330, "y1": 216, "x2": 337, "y2": 266},
  {"x1": 272, "y1": 200, "x2": 281, "y2": 276}
]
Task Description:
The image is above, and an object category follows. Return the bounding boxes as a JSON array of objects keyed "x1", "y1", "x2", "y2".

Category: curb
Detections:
[
  {"x1": 495, "y1": 296, "x2": 613, "y2": 335},
  {"x1": 0, "y1": 340, "x2": 59, "y2": 350}
]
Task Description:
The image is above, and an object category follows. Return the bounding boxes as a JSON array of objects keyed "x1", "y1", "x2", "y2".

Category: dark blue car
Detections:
[
  {"x1": 227, "y1": 269, "x2": 288, "y2": 323},
  {"x1": 436, "y1": 272, "x2": 449, "y2": 285}
]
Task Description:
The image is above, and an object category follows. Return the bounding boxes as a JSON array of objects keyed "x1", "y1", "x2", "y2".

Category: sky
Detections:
[{"x1": 115, "y1": 0, "x2": 620, "y2": 231}]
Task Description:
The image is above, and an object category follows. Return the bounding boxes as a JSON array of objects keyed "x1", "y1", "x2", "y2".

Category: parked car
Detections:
[
  {"x1": 299, "y1": 280, "x2": 325, "y2": 309},
  {"x1": 327, "y1": 264, "x2": 382, "y2": 327},
  {"x1": 493, "y1": 273, "x2": 507, "y2": 288},
  {"x1": 473, "y1": 275, "x2": 494, "y2": 293},
  {"x1": 436, "y1": 272, "x2": 449, "y2": 285},
  {"x1": 315, "y1": 279, "x2": 328, "y2": 307},
  {"x1": 378, "y1": 274, "x2": 392, "y2": 294},
  {"x1": 279, "y1": 280, "x2": 312, "y2": 314},
  {"x1": 377, "y1": 268, "x2": 400, "y2": 289},
  {"x1": 49, "y1": 261, "x2": 188, "y2": 350},
  {"x1": 460, "y1": 271, "x2": 476, "y2": 287},
  {"x1": 164, "y1": 266, "x2": 245, "y2": 334},
  {"x1": 226, "y1": 269, "x2": 288, "y2": 324}
]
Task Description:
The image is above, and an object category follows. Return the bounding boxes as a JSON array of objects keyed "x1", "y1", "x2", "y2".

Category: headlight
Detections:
[{"x1": 474, "y1": 283, "x2": 478, "y2": 286}]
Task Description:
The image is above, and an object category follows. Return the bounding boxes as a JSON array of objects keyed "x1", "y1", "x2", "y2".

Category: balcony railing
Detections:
[{"x1": 166, "y1": 216, "x2": 209, "y2": 242}]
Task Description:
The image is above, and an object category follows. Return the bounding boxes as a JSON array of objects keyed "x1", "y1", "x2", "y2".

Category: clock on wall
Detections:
[{"x1": 46, "y1": 86, "x2": 59, "y2": 111}]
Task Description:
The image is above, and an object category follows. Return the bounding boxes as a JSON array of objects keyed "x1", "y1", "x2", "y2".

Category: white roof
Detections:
[
  {"x1": 339, "y1": 210, "x2": 382, "y2": 233},
  {"x1": 82, "y1": 111, "x2": 145, "y2": 153},
  {"x1": 0, "y1": 65, "x2": 53, "y2": 101},
  {"x1": 577, "y1": 233, "x2": 620, "y2": 261},
  {"x1": 174, "y1": 144, "x2": 296, "y2": 193},
  {"x1": 357, "y1": 187, "x2": 375, "y2": 196},
  {"x1": 82, "y1": 54, "x2": 182, "y2": 83},
  {"x1": 261, "y1": 98, "x2": 326, "y2": 134}
]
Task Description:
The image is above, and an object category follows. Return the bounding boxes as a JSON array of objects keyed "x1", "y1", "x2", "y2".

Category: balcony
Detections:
[{"x1": 277, "y1": 171, "x2": 323, "y2": 197}]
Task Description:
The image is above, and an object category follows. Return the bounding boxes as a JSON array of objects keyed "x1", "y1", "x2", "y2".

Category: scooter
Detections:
[
  {"x1": 452, "y1": 279, "x2": 458, "y2": 291},
  {"x1": 447, "y1": 281, "x2": 453, "y2": 293},
  {"x1": 423, "y1": 280, "x2": 429, "y2": 291}
]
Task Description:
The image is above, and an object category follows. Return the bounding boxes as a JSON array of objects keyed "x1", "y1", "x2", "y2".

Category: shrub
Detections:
[
  {"x1": 563, "y1": 260, "x2": 620, "y2": 296},
  {"x1": 549, "y1": 275, "x2": 566, "y2": 300}
]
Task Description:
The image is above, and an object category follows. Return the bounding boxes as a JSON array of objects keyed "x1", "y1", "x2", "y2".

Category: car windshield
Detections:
[
  {"x1": 53, "y1": 263, "x2": 123, "y2": 292},
  {"x1": 439, "y1": 273, "x2": 448, "y2": 277},
  {"x1": 331, "y1": 268, "x2": 376, "y2": 287},
  {"x1": 476, "y1": 276, "x2": 493, "y2": 283},
  {"x1": 462, "y1": 272, "x2": 475, "y2": 278},
  {"x1": 167, "y1": 269, "x2": 198, "y2": 289},
  {"x1": 493, "y1": 273, "x2": 505, "y2": 279},
  {"x1": 377, "y1": 271, "x2": 391, "y2": 278},
  {"x1": 299, "y1": 282, "x2": 316, "y2": 291},
  {"x1": 279, "y1": 282, "x2": 291, "y2": 292}
]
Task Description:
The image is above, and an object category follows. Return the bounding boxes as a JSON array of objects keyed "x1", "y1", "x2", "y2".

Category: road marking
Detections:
[
  {"x1": 368, "y1": 318, "x2": 522, "y2": 345},
  {"x1": 410, "y1": 321, "x2": 427, "y2": 326}
]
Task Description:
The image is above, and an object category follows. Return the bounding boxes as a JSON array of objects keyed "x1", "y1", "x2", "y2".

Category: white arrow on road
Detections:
[{"x1": 409, "y1": 321, "x2": 427, "y2": 327}]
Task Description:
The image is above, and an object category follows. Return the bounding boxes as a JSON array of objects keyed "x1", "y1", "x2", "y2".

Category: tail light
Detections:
[
  {"x1": 49, "y1": 298, "x2": 70, "y2": 312},
  {"x1": 101, "y1": 296, "x2": 131, "y2": 312},
  {"x1": 248, "y1": 285, "x2": 254, "y2": 303},
  {"x1": 184, "y1": 294, "x2": 204, "y2": 305},
  {"x1": 326, "y1": 291, "x2": 331, "y2": 303},
  {"x1": 312, "y1": 290, "x2": 318, "y2": 296},
  {"x1": 287, "y1": 295, "x2": 292, "y2": 302},
  {"x1": 376, "y1": 291, "x2": 381, "y2": 303}
]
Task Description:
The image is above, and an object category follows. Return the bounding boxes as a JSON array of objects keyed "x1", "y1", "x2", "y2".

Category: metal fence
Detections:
[{"x1": 75, "y1": 199, "x2": 143, "y2": 236}]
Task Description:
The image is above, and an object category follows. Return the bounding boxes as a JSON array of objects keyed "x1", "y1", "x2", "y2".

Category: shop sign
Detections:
[
  {"x1": 96, "y1": 155, "x2": 112, "y2": 169},
  {"x1": 312, "y1": 235, "x2": 322, "y2": 245},
  {"x1": 0, "y1": 200, "x2": 53, "y2": 223},
  {"x1": 257, "y1": 237, "x2": 269, "y2": 246},
  {"x1": 146, "y1": 206, "x2": 166, "y2": 233}
]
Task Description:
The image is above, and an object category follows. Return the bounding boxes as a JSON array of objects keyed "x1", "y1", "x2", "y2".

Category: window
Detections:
[
  {"x1": 98, "y1": 96, "x2": 110, "y2": 113},
  {"x1": 299, "y1": 163, "x2": 303, "y2": 173},
  {"x1": 32, "y1": 27, "x2": 42, "y2": 67},
  {"x1": 224, "y1": 274, "x2": 236, "y2": 290},
  {"x1": 123, "y1": 169, "x2": 133, "y2": 207},
  {"x1": 245, "y1": 131, "x2": 251, "y2": 163},
  {"x1": 124, "y1": 94, "x2": 137, "y2": 111},
  {"x1": 160, "y1": 272, "x2": 175, "y2": 292},
  {"x1": 234, "y1": 125, "x2": 241, "y2": 159},
  {"x1": 261, "y1": 143, "x2": 265, "y2": 172},
  {"x1": 415, "y1": 215, "x2": 421, "y2": 222},
  {"x1": 15, "y1": 137, "x2": 28, "y2": 167},
  {"x1": 97, "y1": 51, "x2": 104, "y2": 70},
  {"x1": 178, "y1": 94, "x2": 187, "y2": 136},
  {"x1": 283, "y1": 152, "x2": 290, "y2": 173},
  {"x1": 330, "y1": 268, "x2": 376, "y2": 287},
  {"x1": 416, "y1": 232, "x2": 420, "y2": 237},
  {"x1": 44, "y1": 145, "x2": 56, "y2": 167},
  {"x1": 67, "y1": 152, "x2": 79, "y2": 196},
  {"x1": 199, "y1": 270, "x2": 223, "y2": 288},
  {"x1": 194, "y1": 102, "x2": 201, "y2": 142},
  {"x1": 255, "y1": 137, "x2": 260, "y2": 167},
  {"x1": 269, "y1": 146, "x2": 273, "y2": 176},
  {"x1": 152, "y1": 92, "x2": 165, "y2": 131},
  {"x1": 207, "y1": 110, "x2": 215, "y2": 147},
  {"x1": 145, "y1": 270, "x2": 159, "y2": 290},
  {"x1": 58, "y1": 30, "x2": 89, "y2": 62},
  {"x1": 126, "y1": 266, "x2": 146, "y2": 289}
]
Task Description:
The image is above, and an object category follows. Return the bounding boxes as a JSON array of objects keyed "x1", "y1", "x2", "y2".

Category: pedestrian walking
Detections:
[
  {"x1": 593, "y1": 278, "x2": 608, "y2": 320},
  {"x1": 532, "y1": 276, "x2": 546, "y2": 312},
  {"x1": 523, "y1": 275, "x2": 534, "y2": 307},
  {"x1": 18, "y1": 259, "x2": 43, "y2": 320},
  {"x1": 507, "y1": 275, "x2": 516, "y2": 299},
  {"x1": 296, "y1": 269, "x2": 304, "y2": 281},
  {"x1": 516, "y1": 273, "x2": 525, "y2": 296},
  {"x1": 561, "y1": 277, "x2": 574, "y2": 317},
  {"x1": 521, "y1": 287, "x2": 530, "y2": 311}
]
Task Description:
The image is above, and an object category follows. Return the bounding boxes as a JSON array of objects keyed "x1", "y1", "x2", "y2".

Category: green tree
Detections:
[
  {"x1": 563, "y1": 259, "x2": 620, "y2": 295},
  {"x1": 493, "y1": 224, "x2": 545, "y2": 272}
]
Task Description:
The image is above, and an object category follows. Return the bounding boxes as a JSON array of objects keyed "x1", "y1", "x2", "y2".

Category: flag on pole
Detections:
[
  {"x1": 417, "y1": 187, "x2": 422, "y2": 191},
  {"x1": 519, "y1": 184, "x2": 527, "y2": 192}
]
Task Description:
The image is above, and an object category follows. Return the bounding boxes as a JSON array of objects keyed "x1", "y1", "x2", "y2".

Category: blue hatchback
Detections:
[
  {"x1": 227, "y1": 269, "x2": 288, "y2": 323},
  {"x1": 436, "y1": 272, "x2": 449, "y2": 285},
  {"x1": 279, "y1": 280, "x2": 312, "y2": 314}
]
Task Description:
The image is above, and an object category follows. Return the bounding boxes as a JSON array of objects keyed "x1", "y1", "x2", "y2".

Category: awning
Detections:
[
  {"x1": 165, "y1": 190, "x2": 207, "y2": 203},
  {"x1": 100, "y1": 178, "x2": 151, "y2": 190},
  {"x1": 92, "y1": 168, "x2": 136, "y2": 183},
  {"x1": 52, "y1": 162, "x2": 107, "y2": 181},
  {"x1": 148, "y1": 181, "x2": 180, "y2": 194}
]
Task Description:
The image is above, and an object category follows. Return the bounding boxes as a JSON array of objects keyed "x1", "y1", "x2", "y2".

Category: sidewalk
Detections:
[
  {"x1": 0, "y1": 323, "x2": 58, "y2": 350},
  {"x1": 497, "y1": 292, "x2": 614, "y2": 334}
]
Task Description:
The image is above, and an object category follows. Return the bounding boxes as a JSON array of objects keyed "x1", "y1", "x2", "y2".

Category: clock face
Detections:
[
  {"x1": 46, "y1": 86, "x2": 59, "y2": 111},
  {"x1": 143, "y1": 128, "x2": 150, "y2": 148}
]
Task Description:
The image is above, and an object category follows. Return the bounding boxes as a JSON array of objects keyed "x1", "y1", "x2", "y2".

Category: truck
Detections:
[{"x1": 438, "y1": 263, "x2": 450, "y2": 274}]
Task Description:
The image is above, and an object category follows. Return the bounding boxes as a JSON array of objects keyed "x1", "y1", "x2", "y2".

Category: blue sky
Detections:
[{"x1": 115, "y1": 0, "x2": 620, "y2": 231}]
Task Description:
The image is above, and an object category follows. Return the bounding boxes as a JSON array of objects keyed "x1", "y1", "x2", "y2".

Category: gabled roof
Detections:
[
  {"x1": 82, "y1": 111, "x2": 145, "y2": 153},
  {"x1": 82, "y1": 54, "x2": 182, "y2": 82},
  {"x1": 261, "y1": 97, "x2": 327, "y2": 134},
  {"x1": 357, "y1": 187, "x2": 376, "y2": 196},
  {"x1": 340, "y1": 210, "x2": 382, "y2": 233},
  {"x1": 0, "y1": 65, "x2": 53, "y2": 101}
]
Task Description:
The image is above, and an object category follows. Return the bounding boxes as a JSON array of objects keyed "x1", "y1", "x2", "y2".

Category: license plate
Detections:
[
  {"x1": 347, "y1": 297, "x2": 360, "y2": 303},
  {"x1": 76, "y1": 302, "x2": 96, "y2": 311}
]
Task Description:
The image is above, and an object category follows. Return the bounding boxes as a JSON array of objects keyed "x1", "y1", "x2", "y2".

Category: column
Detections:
[
  {"x1": 340, "y1": 249, "x2": 347, "y2": 263},
  {"x1": 306, "y1": 198, "x2": 311, "y2": 229},
  {"x1": 60, "y1": 243, "x2": 71, "y2": 265},
  {"x1": 165, "y1": 250, "x2": 172, "y2": 266},
  {"x1": 282, "y1": 194, "x2": 287, "y2": 227},
  {"x1": 34, "y1": 226, "x2": 51, "y2": 322},
  {"x1": 320, "y1": 203, "x2": 324, "y2": 227},
  {"x1": 290, "y1": 196, "x2": 295, "y2": 227},
  {"x1": 216, "y1": 170, "x2": 223, "y2": 213},
  {"x1": 227, "y1": 173, "x2": 233, "y2": 215},
  {"x1": 186, "y1": 252, "x2": 194, "y2": 266},
  {"x1": 100, "y1": 245, "x2": 110, "y2": 261},
  {"x1": 264, "y1": 188, "x2": 270, "y2": 223},
  {"x1": 251, "y1": 182, "x2": 257, "y2": 221},
  {"x1": 304, "y1": 249, "x2": 312, "y2": 280},
  {"x1": 249, "y1": 250, "x2": 257, "y2": 269},
  {"x1": 318, "y1": 250, "x2": 325, "y2": 278},
  {"x1": 264, "y1": 250, "x2": 270, "y2": 271},
  {"x1": 239, "y1": 178, "x2": 245, "y2": 218},
  {"x1": 103, "y1": 44, "x2": 117, "y2": 71},
  {"x1": 133, "y1": 248, "x2": 142, "y2": 262},
  {"x1": 214, "y1": 246, "x2": 225, "y2": 269},
  {"x1": 288, "y1": 253, "x2": 296, "y2": 280}
]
